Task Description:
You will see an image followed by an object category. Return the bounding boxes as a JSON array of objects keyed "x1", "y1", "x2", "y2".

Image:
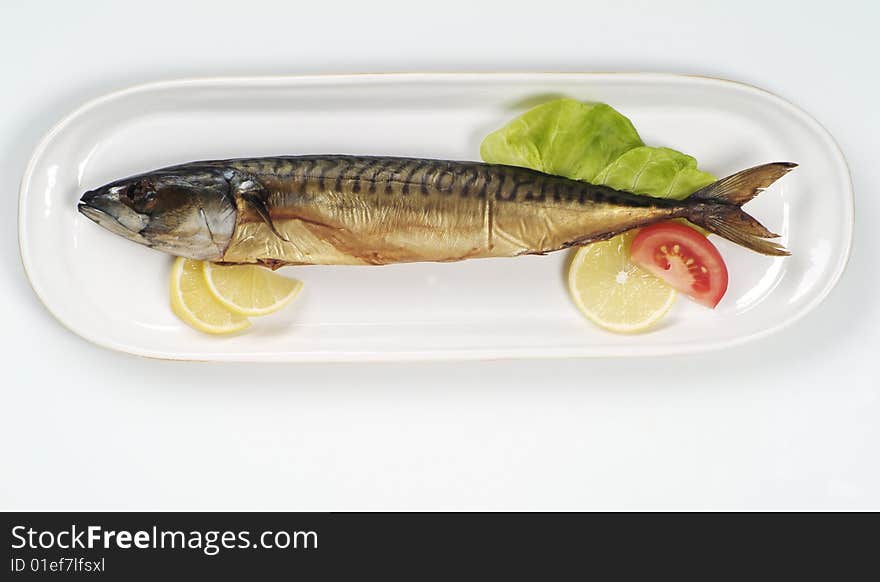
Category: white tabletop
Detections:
[{"x1": 2, "y1": 0, "x2": 876, "y2": 510}]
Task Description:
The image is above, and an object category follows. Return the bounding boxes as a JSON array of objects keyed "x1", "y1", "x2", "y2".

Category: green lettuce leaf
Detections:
[
  {"x1": 480, "y1": 99, "x2": 643, "y2": 182},
  {"x1": 480, "y1": 98, "x2": 714, "y2": 199},
  {"x1": 593, "y1": 146, "x2": 715, "y2": 200}
]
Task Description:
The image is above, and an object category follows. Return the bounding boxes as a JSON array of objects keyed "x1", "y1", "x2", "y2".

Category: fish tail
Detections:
[{"x1": 687, "y1": 162, "x2": 797, "y2": 256}]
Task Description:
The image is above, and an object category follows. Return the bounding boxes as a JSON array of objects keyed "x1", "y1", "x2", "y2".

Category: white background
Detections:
[{"x1": 2, "y1": 0, "x2": 877, "y2": 510}]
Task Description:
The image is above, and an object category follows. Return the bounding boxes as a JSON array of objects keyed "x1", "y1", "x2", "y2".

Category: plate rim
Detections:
[{"x1": 17, "y1": 72, "x2": 855, "y2": 361}]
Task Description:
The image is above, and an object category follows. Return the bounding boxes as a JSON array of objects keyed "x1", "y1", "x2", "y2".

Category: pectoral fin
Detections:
[
  {"x1": 231, "y1": 173, "x2": 291, "y2": 243},
  {"x1": 242, "y1": 192, "x2": 290, "y2": 243}
]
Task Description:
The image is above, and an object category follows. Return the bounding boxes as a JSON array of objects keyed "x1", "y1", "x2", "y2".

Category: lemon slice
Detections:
[
  {"x1": 202, "y1": 262, "x2": 303, "y2": 316},
  {"x1": 567, "y1": 232, "x2": 676, "y2": 333},
  {"x1": 170, "y1": 258, "x2": 251, "y2": 334}
]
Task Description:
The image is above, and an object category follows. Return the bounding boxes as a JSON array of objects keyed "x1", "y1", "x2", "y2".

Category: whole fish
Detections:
[{"x1": 78, "y1": 155, "x2": 794, "y2": 266}]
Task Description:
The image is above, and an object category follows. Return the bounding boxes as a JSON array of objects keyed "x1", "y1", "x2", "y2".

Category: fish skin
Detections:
[
  {"x1": 78, "y1": 155, "x2": 794, "y2": 265},
  {"x1": 214, "y1": 155, "x2": 685, "y2": 266}
]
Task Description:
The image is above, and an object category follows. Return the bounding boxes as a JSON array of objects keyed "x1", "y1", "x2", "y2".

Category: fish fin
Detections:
[
  {"x1": 231, "y1": 174, "x2": 291, "y2": 243},
  {"x1": 241, "y1": 192, "x2": 290, "y2": 243},
  {"x1": 256, "y1": 258, "x2": 290, "y2": 271},
  {"x1": 687, "y1": 162, "x2": 796, "y2": 256},
  {"x1": 690, "y1": 162, "x2": 797, "y2": 205},
  {"x1": 697, "y1": 209, "x2": 790, "y2": 256}
]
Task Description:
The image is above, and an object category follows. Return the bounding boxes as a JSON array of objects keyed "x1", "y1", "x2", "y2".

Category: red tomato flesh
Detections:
[{"x1": 630, "y1": 222, "x2": 729, "y2": 308}]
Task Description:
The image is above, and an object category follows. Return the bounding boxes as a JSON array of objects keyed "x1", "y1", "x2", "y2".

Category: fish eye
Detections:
[
  {"x1": 121, "y1": 179, "x2": 158, "y2": 213},
  {"x1": 133, "y1": 179, "x2": 154, "y2": 199}
]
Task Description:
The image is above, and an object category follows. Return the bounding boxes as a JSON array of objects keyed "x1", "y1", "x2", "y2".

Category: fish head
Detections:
[{"x1": 78, "y1": 167, "x2": 237, "y2": 261}]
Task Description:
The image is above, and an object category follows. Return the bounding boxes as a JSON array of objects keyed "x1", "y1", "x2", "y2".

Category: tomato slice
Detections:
[{"x1": 630, "y1": 222, "x2": 729, "y2": 308}]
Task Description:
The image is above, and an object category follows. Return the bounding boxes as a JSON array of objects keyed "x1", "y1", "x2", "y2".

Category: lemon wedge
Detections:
[
  {"x1": 567, "y1": 232, "x2": 676, "y2": 333},
  {"x1": 170, "y1": 258, "x2": 251, "y2": 334},
  {"x1": 202, "y1": 262, "x2": 303, "y2": 316}
]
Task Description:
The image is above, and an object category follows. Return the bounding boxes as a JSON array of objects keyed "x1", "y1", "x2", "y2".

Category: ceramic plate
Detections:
[{"x1": 19, "y1": 74, "x2": 853, "y2": 361}]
